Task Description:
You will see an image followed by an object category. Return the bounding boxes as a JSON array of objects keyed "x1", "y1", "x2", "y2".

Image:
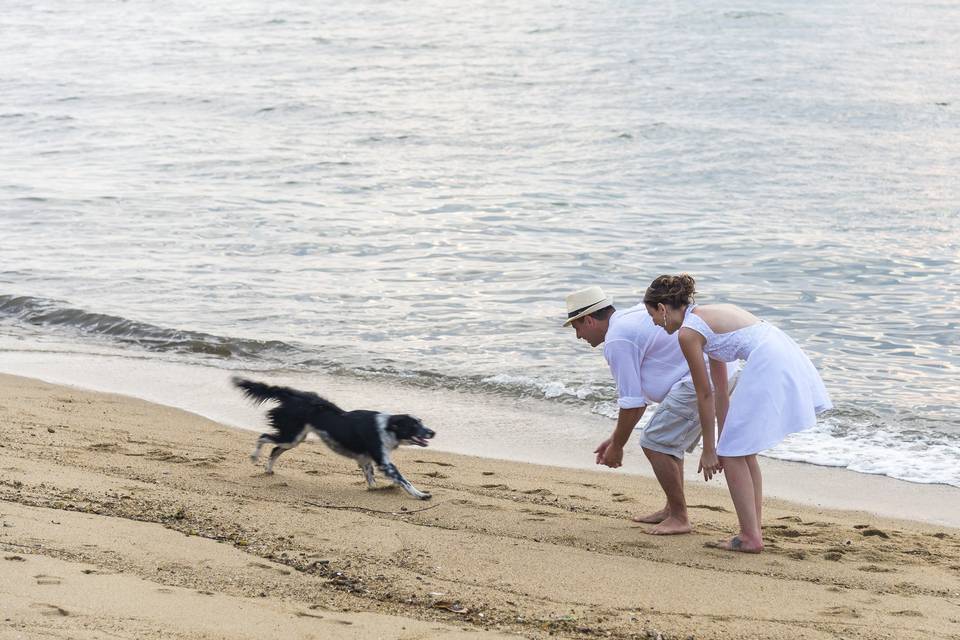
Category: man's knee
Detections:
[{"x1": 642, "y1": 446, "x2": 681, "y2": 462}]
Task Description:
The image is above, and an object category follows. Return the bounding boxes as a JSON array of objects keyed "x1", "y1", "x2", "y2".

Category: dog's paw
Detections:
[
  {"x1": 249, "y1": 454, "x2": 259, "y2": 464},
  {"x1": 417, "y1": 492, "x2": 432, "y2": 501}
]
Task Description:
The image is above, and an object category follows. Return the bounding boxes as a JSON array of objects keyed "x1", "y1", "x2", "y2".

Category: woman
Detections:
[{"x1": 643, "y1": 274, "x2": 831, "y2": 553}]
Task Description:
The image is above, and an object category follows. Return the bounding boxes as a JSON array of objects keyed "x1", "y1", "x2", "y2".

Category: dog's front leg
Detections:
[
  {"x1": 378, "y1": 462, "x2": 431, "y2": 500},
  {"x1": 359, "y1": 459, "x2": 376, "y2": 488}
]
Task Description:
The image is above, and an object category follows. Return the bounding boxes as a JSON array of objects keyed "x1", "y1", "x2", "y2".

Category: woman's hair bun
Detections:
[{"x1": 643, "y1": 273, "x2": 697, "y2": 308}]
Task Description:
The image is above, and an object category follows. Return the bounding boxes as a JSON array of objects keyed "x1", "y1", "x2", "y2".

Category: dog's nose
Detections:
[{"x1": 424, "y1": 429, "x2": 436, "y2": 438}]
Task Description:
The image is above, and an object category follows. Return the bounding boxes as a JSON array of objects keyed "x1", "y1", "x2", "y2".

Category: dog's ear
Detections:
[{"x1": 387, "y1": 414, "x2": 420, "y2": 434}]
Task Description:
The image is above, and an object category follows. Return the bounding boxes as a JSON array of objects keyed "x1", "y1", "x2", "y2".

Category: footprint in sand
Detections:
[
  {"x1": 766, "y1": 526, "x2": 803, "y2": 538},
  {"x1": 521, "y1": 488, "x2": 552, "y2": 496},
  {"x1": 893, "y1": 581, "x2": 921, "y2": 595},
  {"x1": 414, "y1": 460, "x2": 454, "y2": 467},
  {"x1": 4, "y1": 555, "x2": 26, "y2": 562},
  {"x1": 689, "y1": 504, "x2": 729, "y2": 513},
  {"x1": 422, "y1": 471, "x2": 448, "y2": 479},
  {"x1": 619, "y1": 539, "x2": 658, "y2": 550},
  {"x1": 890, "y1": 610, "x2": 923, "y2": 617},
  {"x1": 34, "y1": 575, "x2": 62, "y2": 585},
  {"x1": 30, "y1": 603, "x2": 69, "y2": 617},
  {"x1": 519, "y1": 508, "x2": 559, "y2": 518},
  {"x1": 821, "y1": 606, "x2": 861, "y2": 618},
  {"x1": 481, "y1": 471, "x2": 495, "y2": 476},
  {"x1": 88, "y1": 442, "x2": 122, "y2": 452},
  {"x1": 295, "y1": 611, "x2": 325, "y2": 619},
  {"x1": 480, "y1": 483, "x2": 510, "y2": 490},
  {"x1": 146, "y1": 449, "x2": 192, "y2": 464},
  {"x1": 451, "y1": 499, "x2": 503, "y2": 511},
  {"x1": 858, "y1": 564, "x2": 895, "y2": 573},
  {"x1": 248, "y1": 561, "x2": 292, "y2": 576}
]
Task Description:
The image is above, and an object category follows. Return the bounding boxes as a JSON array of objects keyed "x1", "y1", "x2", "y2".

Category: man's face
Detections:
[{"x1": 572, "y1": 316, "x2": 604, "y2": 348}]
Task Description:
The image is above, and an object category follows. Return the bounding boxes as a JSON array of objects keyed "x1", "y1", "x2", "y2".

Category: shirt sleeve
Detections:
[{"x1": 603, "y1": 338, "x2": 647, "y2": 408}]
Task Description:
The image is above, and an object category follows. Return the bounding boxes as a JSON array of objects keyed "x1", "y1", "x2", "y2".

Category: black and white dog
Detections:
[{"x1": 233, "y1": 377, "x2": 436, "y2": 500}]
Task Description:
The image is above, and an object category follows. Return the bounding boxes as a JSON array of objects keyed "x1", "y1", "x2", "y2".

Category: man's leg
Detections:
[
  {"x1": 633, "y1": 445, "x2": 669, "y2": 523},
  {"x1": 638, "y1": 447, "x2": 691, "y2": 534},
  {"x1": 635, "y1": 379, "x2": 701, "y2": 533}
]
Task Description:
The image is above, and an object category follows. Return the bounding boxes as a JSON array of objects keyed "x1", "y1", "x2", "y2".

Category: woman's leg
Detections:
[
  {"x1": 746, "y1": 454, "x2": 762, "y2": 525},
  {"x1": 719, "y1": 455, "x2": 763, "y2": 552}
]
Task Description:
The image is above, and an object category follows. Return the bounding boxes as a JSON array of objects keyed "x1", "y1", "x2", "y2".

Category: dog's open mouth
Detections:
[{"x1": 411, "y1": 436, "x2": 431, "y2": 447}]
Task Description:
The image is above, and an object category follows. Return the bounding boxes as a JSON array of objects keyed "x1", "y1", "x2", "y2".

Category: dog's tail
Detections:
[{"x1": 231, "y1": 377, "x2": 345, "y2": 415}]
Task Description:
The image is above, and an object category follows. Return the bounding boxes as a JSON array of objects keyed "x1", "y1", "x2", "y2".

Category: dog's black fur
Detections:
[{"x1": 233, "y1": 377, "x2": 436, "y2": 500}]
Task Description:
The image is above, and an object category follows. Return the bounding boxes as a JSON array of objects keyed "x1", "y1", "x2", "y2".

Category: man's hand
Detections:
[
  {"x1": 593, "y1": 438, "x2": 612, "y2": 465},
  {"x1": 595, "y1": 438, "x2": 624, "y2": 468},
  {"x1": 698, "y1": 448, "x2": 722, "y2": 481}
]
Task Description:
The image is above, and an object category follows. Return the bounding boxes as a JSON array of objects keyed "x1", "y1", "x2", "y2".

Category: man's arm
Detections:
[
  {"x1": 596, "y1": 405, "x2": 646, "y2": 468},
  {"x1": 596, "y1": 338, "x2": 648, "y2": 468}
]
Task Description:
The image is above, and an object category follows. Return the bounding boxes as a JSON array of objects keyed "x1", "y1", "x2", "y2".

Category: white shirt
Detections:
[{"x1": 603, "y1": 304, "x2": 691, "y2": 407}]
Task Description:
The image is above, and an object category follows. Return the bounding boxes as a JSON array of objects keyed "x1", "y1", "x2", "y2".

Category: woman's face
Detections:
[{"x1": 646, "y1": 303, "x2": 678, "y2": 334}]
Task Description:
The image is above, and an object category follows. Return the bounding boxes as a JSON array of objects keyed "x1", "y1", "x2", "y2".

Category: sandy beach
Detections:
[{"x1": 2, "y1": 372, "x2": 959, "y2": 640}]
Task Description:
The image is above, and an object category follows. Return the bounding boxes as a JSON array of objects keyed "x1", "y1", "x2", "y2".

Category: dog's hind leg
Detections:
[
  {"x1": 378, "y1": 462, "x2": 431, "y2": 500},
  {"x1": 359, "y1": 459, "x2": 376, "y2": 488},
  {"x1": 265, "y1": 444, "x2": 294, "y2": 475},
  {"x1": 251, "y1": 433, "x2": 277, "y2": 464},
  {"x1": 261, "y1": 427, "x2": 308, "y2": 474}
]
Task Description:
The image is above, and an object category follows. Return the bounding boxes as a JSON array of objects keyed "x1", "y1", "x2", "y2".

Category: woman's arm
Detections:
[
  {"x1": 678, "y1": 328, "x2": 721, "y2": 480},
  {"x1": 709, "y1": 358, "x2": 729, "y2": 436}
]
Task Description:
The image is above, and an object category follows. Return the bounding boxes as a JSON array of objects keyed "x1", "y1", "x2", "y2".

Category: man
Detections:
[{"x1": 564, "y1": 286, "x2": 733, "y2": 535}]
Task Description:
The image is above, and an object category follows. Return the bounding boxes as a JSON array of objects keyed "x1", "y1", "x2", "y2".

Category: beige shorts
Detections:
[
  {"x1": 639, "y1": 378, "x2": 701, "y2": 459},
  {"x1": 639, "y1": 371, "x2": 739, "y2": 459}
]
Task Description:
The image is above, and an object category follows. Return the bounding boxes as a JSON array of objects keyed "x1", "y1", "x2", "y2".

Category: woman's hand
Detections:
[{"x1": 698, "y1": 448, "x2": 722, "y2": 481}]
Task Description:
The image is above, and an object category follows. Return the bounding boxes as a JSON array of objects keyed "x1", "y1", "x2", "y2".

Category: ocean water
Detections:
[{"x1": 1, "y1": 0, "x2": 958, "y2": 486}]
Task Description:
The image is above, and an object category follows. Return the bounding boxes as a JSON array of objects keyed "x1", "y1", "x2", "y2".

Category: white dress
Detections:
[{"x1": 681, "y1": 305, "x2": 832, "y2": 456}]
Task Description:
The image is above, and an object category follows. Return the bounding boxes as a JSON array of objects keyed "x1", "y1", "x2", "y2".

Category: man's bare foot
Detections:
[
  {"x1": 647, "y1": 516, "x2": 692, "y2": 535},
  {"x1": 709, "y1": 535, "x2": 763, "y2": 553},
  {"x1": 631, "y1": 507, "x2": 668, "y2": 524}
]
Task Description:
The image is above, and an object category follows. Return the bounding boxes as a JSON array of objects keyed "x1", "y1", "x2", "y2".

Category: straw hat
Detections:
[{"x1": 562, "y1": 286, "x2": 613, "y2": 326}]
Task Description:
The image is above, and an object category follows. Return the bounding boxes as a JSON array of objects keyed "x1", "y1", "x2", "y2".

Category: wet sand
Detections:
[{"x1": 2, "y1": 373, "x2": 959, "y2": 639}]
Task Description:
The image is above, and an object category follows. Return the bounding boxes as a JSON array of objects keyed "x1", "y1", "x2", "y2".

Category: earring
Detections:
[{"x1": 662, "y1": 310, "x2": 667, "y2": 329}]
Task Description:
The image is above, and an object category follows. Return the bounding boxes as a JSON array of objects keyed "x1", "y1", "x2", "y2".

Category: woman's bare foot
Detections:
[
  {"x1": 631, "y1": 507, "x2": 669, "y2": 524},
  {"x1": 647, "y1": 516, "x2": 692, "y2": 535},
  {"x1": 715, "y1": 535, "x2": 763, "y2": 553}
]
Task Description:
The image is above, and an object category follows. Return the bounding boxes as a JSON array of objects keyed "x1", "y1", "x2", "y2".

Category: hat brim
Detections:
[{"x1": 562, "y1": 298, "x2": 613, "y2": 326}]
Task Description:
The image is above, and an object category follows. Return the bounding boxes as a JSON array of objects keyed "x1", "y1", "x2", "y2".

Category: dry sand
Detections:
[{"x1": 2, "y1": 373, "x2": 959, "y2": 640}]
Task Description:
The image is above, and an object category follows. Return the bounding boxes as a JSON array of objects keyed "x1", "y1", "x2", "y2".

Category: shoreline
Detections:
[
  {"x1": 2, "y1": 373, "x2": 959, "y2": 640},
  {"x1": 0, "y1": 348, "x2": 958, "y2": 529}
]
